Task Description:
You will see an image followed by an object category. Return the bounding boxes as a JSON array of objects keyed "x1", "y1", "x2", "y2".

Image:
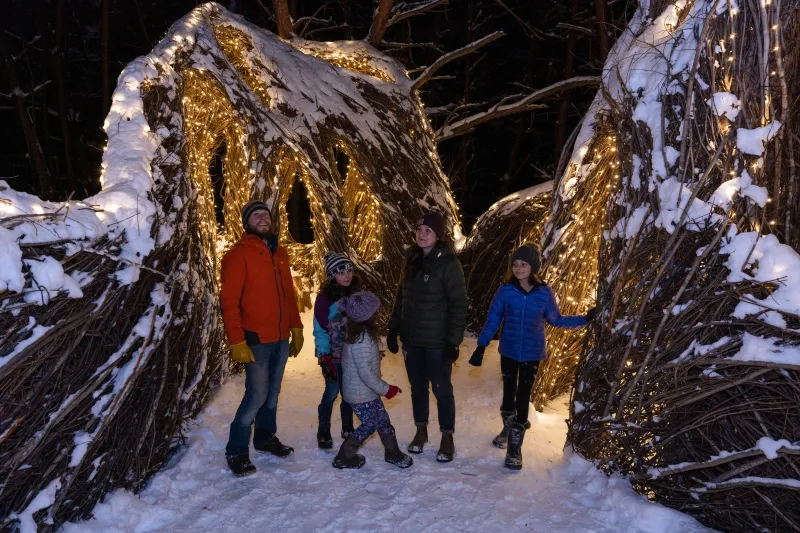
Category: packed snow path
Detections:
[{"x1": 62, "y1": 312, "x2": 713, "y2": 533}]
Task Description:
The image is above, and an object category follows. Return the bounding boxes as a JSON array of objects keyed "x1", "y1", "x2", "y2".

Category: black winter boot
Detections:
[
  {"x1": 254, "y1": 435, "x2": 294, "y2": 457},
  {"x1": 226, "y1": 454, "x2": 256, "y2": 477},
  {"x1": 379, "y1": 427, "x2": 413, "y2": 469},
  {"x1": 492, "y1": 411, "x2": 516, "y2": 449},
  {"x1": 504, "y1": 421, "x2": 526, "y2": 470},
  {"x1": 317, "y1": 424, "x2": 333, "y2": 449},
  {"x1": 332, "y1": 434, "x2": 366, "y2": 469},
  {"x1": 407, "y1": 425, "x2": 428, "y2": 454},
  {"x1": 436, "y1": 432, "x2": 455, "y2": 463}
]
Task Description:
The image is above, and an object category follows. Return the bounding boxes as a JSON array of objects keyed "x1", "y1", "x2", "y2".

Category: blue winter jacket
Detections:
[{"x1": 477, "y1": 283, "x2": 587, "y2": 362}]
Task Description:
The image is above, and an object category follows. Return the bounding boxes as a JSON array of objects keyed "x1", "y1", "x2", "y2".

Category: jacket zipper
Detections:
[
  {"x1": 520, "y1": 290, "x2": 527, "y2": 359},
  {"x1": 266, "y1": 243, "x2": 284, "y2": 336}
]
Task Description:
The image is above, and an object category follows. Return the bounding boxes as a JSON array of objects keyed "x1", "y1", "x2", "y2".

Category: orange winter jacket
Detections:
[{"x1": 220, "y1": 234, "x2": 302, "y2": 346}]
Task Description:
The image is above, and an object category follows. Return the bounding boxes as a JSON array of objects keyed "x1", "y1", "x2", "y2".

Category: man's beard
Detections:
[{"x1": 248, "y1": 227, "x2": 273, "y2": 239}]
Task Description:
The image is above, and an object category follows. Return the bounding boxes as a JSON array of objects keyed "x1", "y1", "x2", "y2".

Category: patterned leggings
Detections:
[{"x1": 350, "y1": 398, "x2": 393, "y2": 442}]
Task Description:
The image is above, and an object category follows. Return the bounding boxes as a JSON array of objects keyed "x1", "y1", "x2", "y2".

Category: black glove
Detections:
[
  {"x1": 585, "y1": 307, "x2": 597, "y2": 322},
  {"x1": 469, "y1": 345, "x2": 486, "y2": 367},
  {"x1": 319, "y1": 354, "x2": 337, "y2": 383},
  {"x1": 386, "y1": 329, "x2": 399, "y2": 354},
  {"x1": 443, "y1": 344, "x2": 460, "y2": 365}
]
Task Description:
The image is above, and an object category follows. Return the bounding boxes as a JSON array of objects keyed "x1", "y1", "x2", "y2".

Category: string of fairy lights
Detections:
[
  {"x1": 181, "y1": 68, "x2": 252, "y2": 272},
  {"x1": 534, "y1": 0, "x2": 790, "y2": 414},
  {"x1": 342, "y1": 164, "x2": 383, "y2": 262},
  {"x1": 533, "y1": 131, "x2": 617, "y2": 410}
]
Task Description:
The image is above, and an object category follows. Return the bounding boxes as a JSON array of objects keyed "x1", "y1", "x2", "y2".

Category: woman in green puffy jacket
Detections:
[{"x1": 386, "y1": 212, "x2": 467, "y2": 463}]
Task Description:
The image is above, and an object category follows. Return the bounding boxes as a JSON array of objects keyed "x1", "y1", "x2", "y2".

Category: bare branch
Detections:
[
  {"x1": 304, "y1": 24, "x2": 352, "y2": 39},
  {"x1": 293, "y1": 17, "x2": 331, "y2": 31},
  {"x1": 367, "y1": 0, "x2": 394, "y2": 45},
  {"x1": 435, "y1": 75, "x2": 599, "y2": 142},
  {"x1": 555, "y1": 22, "x2": 595, "y2": 36},
  {"x1": 378, "y1": 41, "x2": 445, "y2": 53},
  {"x1": 424, "y1": 101, "x2": 488, "y2": 117},
  {"x1": 387, "y1": 0, "x2": 448, "y2": 27},
  {"x1": 412, "y1": 31, "x2": 504, "y2": 91},
  {"x1": 491, "y1": 0, "x2": 545, "y2": 40}
]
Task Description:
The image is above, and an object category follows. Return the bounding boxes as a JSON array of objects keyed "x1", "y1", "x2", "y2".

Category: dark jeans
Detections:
[
  {"x1": 318, "y1": 362, "x2": 354, "y2": 432},
  {"x1": 500, "y1": 356, "x2": 540, "y2": 425},
  {"x1": 404, "y1": 345, "x2": 456, "y2": 433},
  {"x1": 226, "y1": 340, "x2": 290, "y2": 457}
]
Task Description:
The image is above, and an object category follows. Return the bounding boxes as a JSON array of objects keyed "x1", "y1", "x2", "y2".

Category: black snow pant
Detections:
[
  {"x1": 500, "y1": 356, "x2": 540, "y2": 425},
  {"x1": 404, "y1": 345, "x2": 456, "y2": 433}
]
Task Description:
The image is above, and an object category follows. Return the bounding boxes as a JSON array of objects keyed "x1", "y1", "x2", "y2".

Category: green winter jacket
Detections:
[{"x1": 389, "y1": 244, "x2": 467, "y2": 348}]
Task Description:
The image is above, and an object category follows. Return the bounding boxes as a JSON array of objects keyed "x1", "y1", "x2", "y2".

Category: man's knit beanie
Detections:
[{"x1": 241, "y1": 200, "x2": 271, "y2": 231}]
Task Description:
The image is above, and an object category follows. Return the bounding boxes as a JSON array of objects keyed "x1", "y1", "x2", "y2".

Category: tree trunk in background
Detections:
[
  {"x1": 101, "y1": 0, "x2": 110, "y2": 115},
  {"x1": 594, "y1": 0, "x2": 608, "y2": 62},
  {"x1": 55, "y1": 0, "x2": 77, "y2": 194},
  {"x1": 0, "y1": 32, "x2": 52, "y2": 198},
  {"x1": 503, "y1": 39, "x2": 538, "y2": 195},
  {"x1": 272, "y1": 0, "x2": 293, "y2": 39},
  {"x1": 458, "y1": 0, "x2": 475, "y2": 212},
  {"x1": 555, "y1": 0, "x2": 579, "y2": 161},
  {"x1": 35, "y1": 0, "x2": 55, "y2": 182},
  {"x1": 288, "y1": 0, "x2": 297, "y2": 20},
  {"x1": 343, "y1": 0, "x2": 353, "y2": 39},
  {"x1": 367, "y1": 0, "x2": 393, "y2": 45}
]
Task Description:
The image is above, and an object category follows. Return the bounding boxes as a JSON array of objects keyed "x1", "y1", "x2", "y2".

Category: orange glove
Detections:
[
  {"x1": 230, "y1": 341, "x2": 255, "y2": 363},
  {"x1": 289, "y1": 328, "x2": 304, "y2": 358}
]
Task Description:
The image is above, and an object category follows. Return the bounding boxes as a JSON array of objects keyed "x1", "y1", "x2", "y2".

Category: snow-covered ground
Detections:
[{"x1": 61, "y1": 311, "x2": 714, "y2": 533}]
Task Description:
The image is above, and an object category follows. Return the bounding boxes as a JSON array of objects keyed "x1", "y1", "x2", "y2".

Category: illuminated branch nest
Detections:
[
  {"x1": 0, "y1": 3, "x2": 459, "y2": 530},
  {"x1": 459, "y1": 182, "x2": 552, "y2": 331},
  {"x1": 556, "y1": 1, "x2": 800, "y2": 531}
]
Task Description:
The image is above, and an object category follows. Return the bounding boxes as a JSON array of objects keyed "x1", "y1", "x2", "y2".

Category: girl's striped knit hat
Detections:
[{"x1": 324, "y1": 252, "x2": 352, "y2": 279}]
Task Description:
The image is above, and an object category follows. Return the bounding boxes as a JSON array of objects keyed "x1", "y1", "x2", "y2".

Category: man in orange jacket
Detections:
[{"x1": 220, "y1": 200, "x2": 304, "y2": 477}]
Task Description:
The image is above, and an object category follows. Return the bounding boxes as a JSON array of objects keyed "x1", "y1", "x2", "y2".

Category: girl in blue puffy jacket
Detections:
[{"x1": 468, "y1": 243, "x2": 594, "y2": 470}]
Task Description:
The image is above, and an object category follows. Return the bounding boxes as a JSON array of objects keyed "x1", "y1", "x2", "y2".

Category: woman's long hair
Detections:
[
  {"x1": 401, "y1": 239, "x2": 455, "y2": 282},
  {"x1": 345, "y1": 313, "x2": 379, "y2": 344},
  {"x1": 321, "y1": 274, "x2": 362, "y2": 301},
  {"x1": 504, "y1": 263, "x2": 545, "y2": 288}
]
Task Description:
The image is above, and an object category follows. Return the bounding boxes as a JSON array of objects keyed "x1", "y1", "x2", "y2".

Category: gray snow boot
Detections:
[
  {"x1": 492, "y1": 410, "x2": 516, "y2": 449},
  {"x1": 332, "y1": 434, "x2": 365, "y2": 469},
  {"x1": 380, "y1": 426, "x2": 413, "y2": 469},
  {"x1": 504, "y1": 420, "x2": 526, "y2": 470},
  {"x1": 407, "y1": 425, "x2": 428, "y2": 454}
]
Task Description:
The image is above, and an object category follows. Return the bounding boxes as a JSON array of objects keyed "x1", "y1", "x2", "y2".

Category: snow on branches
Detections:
[
  {"x1": 0, "y1": 3, "x2": 460, "y2": 530},
  {"x1": 545, "y1": 0, "x2": 800, "y2": 531}
]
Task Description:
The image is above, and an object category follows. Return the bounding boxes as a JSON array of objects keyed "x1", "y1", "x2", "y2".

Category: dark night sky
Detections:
[{"x1": 0, "y1": 0, "x2": 629, "y2": 233}]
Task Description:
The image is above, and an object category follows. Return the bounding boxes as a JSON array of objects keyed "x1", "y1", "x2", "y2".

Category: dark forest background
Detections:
[{"x1": 0, "y1": 0, "x2": 632, "y2": 234}]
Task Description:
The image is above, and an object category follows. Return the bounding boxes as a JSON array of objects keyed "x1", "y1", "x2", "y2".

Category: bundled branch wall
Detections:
[
  {"x1": 560, "y1": 1, "x2": 800, "y2": 532},
  {"x1": 460, "y1": 182, "x2": 552, "y2": 331},
  {"x1": 0, "y1": 3, "x2": 459, "y2": 531}
]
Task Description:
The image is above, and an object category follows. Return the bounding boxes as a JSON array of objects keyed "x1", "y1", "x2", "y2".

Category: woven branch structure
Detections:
[
  {"x1": 459, "y1": 182, "x2": 552, "y2": 331},
  {"x1": 542, "y1": 1, "x2": 800, "y2": 531},
  {"x1": 0, "y1": 4, "x2": 459, "y2": 530}
]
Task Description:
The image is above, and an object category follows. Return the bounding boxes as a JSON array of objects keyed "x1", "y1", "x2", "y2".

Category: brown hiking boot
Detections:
[
  {"x1": 437, "y1": 432, "x2": 455, "y2": 463},
  {"x1": 407, "y1": 425, "x2": 428, "y2": 454}
]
